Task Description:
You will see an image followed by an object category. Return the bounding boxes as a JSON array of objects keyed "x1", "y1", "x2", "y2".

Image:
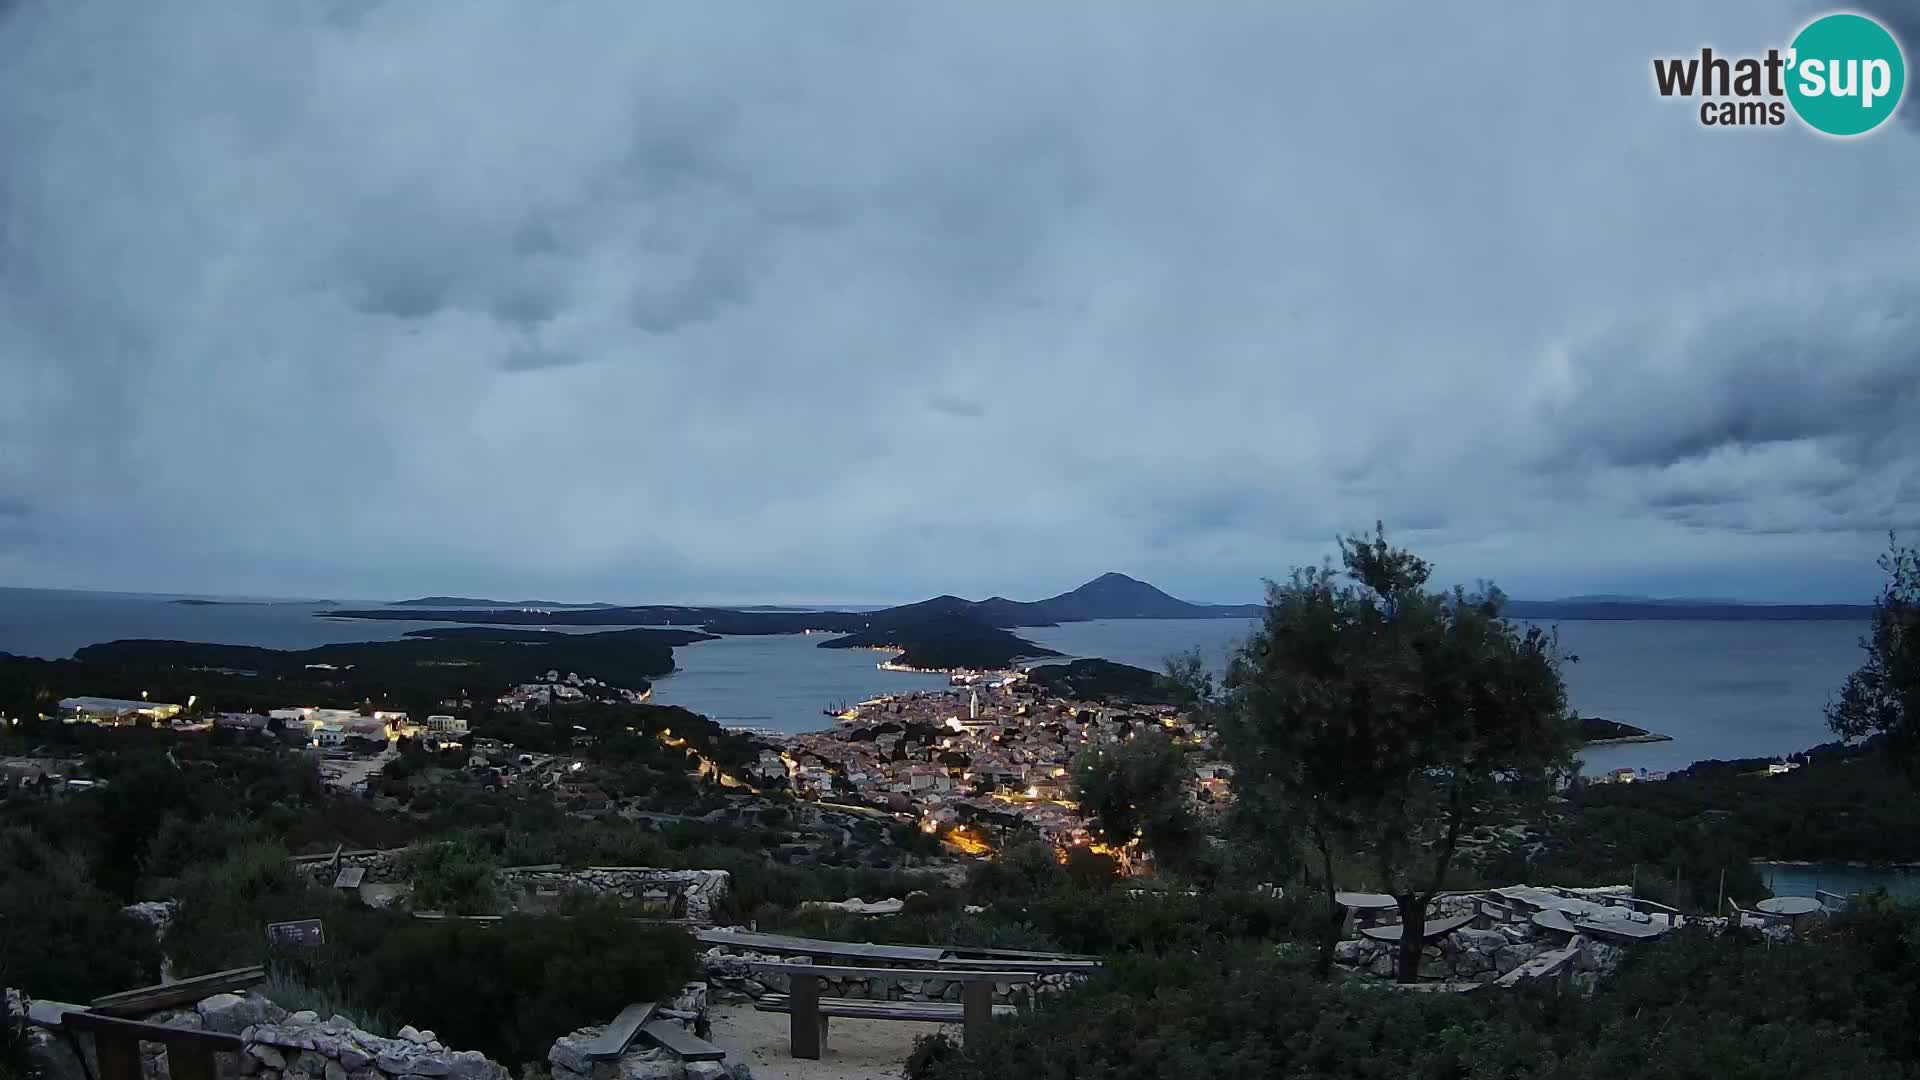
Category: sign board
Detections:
[{"x1": 265, "y1": 918, "x2": 325, "y2": 947}]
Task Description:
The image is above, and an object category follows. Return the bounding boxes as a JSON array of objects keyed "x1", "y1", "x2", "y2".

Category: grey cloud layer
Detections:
[{"x1": 1, "y1": 0, "x2": 1915, "y2": 602}]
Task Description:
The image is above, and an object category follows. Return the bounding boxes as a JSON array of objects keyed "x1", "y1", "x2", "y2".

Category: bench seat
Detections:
[{"x1": 754, "y1": 994, "x2": 1017, "y2": 1023}]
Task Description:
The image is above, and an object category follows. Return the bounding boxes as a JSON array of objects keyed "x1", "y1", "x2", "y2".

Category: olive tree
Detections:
[
  {"x1": 1828, "y1": 535, "x2": 1920, "y2": 778},
  {"x1": 1070, "y1": 731, "x2": 1198, "y2": 874},
  {"x1": 1219, "y1": 528, "x2": 1577, "y2": 982}
]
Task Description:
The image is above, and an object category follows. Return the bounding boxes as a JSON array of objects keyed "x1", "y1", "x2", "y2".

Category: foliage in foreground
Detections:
[
  {"x1": 162, "y1": 846, "x2": 695, "y2": 1067},
  {"x1": 1829, "y1": 533, "x2": 1920, "y2": 780},
  {"x1": 908, "y1": 902, "x2": 1920, "y2": 1079}
]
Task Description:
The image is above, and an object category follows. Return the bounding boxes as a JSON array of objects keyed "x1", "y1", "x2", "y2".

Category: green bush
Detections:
[
  {"x1": 908, "y1": 908, "x2": 1920, "y2": 1080},
  {"x1": 401, "y1": 839, "x2": 501, "y2": 915},
  {"x1": 282, "y1": 902, "x2": 696, "y2": 1067},
  {"x1": 0, "y1": 827, "x2": 160, "y2": 1000}
]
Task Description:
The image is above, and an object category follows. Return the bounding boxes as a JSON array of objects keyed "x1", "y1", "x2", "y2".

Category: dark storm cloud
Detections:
[
  {"x1": 0, "y1": 0, "x2": 1916, "y2": 602},
  {"x1": 1850, "y1": 0, "x2": 1920, "y2": 128}
]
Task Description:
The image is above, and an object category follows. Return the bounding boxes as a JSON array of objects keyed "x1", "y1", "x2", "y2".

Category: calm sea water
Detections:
[
  {"x1": 0, "y1": 589, "x2": 1870, "y2": 770},
  {"x1": 1017, "y1": 617, "x2": 1870, "y2": 774}
]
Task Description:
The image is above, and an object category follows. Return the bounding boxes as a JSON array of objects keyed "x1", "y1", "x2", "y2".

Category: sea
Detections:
[{"x1": 0, "y1": 587, "x2": 1871, "y2": 772}]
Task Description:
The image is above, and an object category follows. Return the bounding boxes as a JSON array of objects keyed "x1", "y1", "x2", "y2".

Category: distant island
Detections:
[
  {"x1": 1578, "y1": 716, "x2": 1672, "y2": 746},
  {"x1": 330, "y1": 572, "x2": 1261, "y2": 631},
  {"x1": 390, "y1": 596, "x2": 619, "y2": 609},
  {"x1": 315, "y1": 573, "x2": 1879, "y2": 676},
  {"x1": 329, "y1": 573, "x2": 1874, "y2": 634},
  {"x1": 171, "y1": 599, "x2": 266, "y2": 607},
  {"x1": 816, "y1": 612, "x2": 1062, "y2": 672}
]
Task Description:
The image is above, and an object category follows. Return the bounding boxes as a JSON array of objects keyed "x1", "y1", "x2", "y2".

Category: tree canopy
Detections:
[
  {"x1": 1219, "y1": 527, "x2": 1577, "y2": 980},
  {"x1": 1069, "y1": 730, "x2": 1198, "y2": 871},
  {"x1": 1828, "y1": 534, "x2": 1920, "y2": 779}
]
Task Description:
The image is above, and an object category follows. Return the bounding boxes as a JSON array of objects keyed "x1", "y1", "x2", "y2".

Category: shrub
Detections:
[
  {"x1": 0, "y1": 827, "x2": 160, "y2": 1000},
  {"x1": 401, "y1": 839, "x2": 501, "y2": 915}
]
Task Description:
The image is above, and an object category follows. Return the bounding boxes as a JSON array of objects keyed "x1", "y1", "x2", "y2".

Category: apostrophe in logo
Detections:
[
  {"x1": 1652, "y1": 10, "x2": 1907, "y2": 136},
  {"x1": 1786, "y1": 13, "x2": 1905, "y2": 136}
]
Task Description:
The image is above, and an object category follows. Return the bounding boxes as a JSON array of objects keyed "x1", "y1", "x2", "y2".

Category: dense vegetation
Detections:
[
  {"x1": 0, "y1": 626, "x2": 708, "y2": 721},
  {"x1": 817, "y1": 612, "x2": 1062, "y2": 670},
  {"x1": 908, "y1": 899, "x2": 1920, "y2": 1079},
  {"x1": 1026, "y1": 658, "x2": 1189, "y2": 704}
]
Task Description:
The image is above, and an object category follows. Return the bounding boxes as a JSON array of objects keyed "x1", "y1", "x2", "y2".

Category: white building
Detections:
[
  {"x1": 425, "y1": 715, "x2": 467, "y2": 734},
  {"x1": 60, "y1": 697, "x2": 183, "y2": 723}
]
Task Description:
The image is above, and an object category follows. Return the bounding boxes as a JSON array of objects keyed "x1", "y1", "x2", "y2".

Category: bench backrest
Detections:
[{"x1": 746, "y1": 961, "x2": 1040, "y2": 983}]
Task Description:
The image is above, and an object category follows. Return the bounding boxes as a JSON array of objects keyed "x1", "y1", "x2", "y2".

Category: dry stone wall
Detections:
[
  {"x1": 10, "y1": 989, "x2": 512, "y2": 1080},
  {"x1": 499, "y1": 868, "x2": 729, "y2": 923},
  {"x1": 292, "y1": 852, "x2": 730, "y2": 923}
]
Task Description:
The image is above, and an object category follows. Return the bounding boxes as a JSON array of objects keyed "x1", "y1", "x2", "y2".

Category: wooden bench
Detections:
[{"x1": 747, "y1": 962, "x2": 1037, "y2": 1060}]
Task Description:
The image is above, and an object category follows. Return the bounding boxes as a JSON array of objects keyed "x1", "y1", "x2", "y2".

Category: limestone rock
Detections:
[
  {"x1": 548, "y1": 1032, "x2": 598, "y2": 1075},
  {"x1": 288, "y1": 1012, "x2": 320, "y2": 1026},
  {"x1": 250, "y1": 1046, "x2": 288, "y2": 1070},
  {"x1": 338, "y1": 1047, "x2": 373, "y2": 1071},
  {"x1": 200, "y1": 995, "x2": 277, "y2": 1035},
  {"x1": 614, "y1": 1056, "x2": 676, "y2": 1080},
  {"x1": 685, "y1": 1063, "x2": 729, "y2": 1080},
  {"x1": 325, "y1": 1061, "x2": 348, "y2": 1080},
  {"x1": 448, "y1": 1050, "x2": 503, "y2": 1080}
]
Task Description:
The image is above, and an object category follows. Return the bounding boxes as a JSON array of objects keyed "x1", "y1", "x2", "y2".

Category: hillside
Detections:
[
  {"x1": 1024, "y1": 657, "x2": 1190, "y2": 704},
  {"x1": 816, "y1": 612, "x2": 1062, "y2": 671}
]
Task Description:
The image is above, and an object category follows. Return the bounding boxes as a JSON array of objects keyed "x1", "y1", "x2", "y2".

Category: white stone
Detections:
[
  {"x1": 685, "y1": 1064, "x2": 728, "y2": 1080},
  {"x1": 250, "y1": 1047, "x2": 286, "y2": 1070},
  {"x1": 287, "y1": 1012, "x2": 319, "y2": 1025}
]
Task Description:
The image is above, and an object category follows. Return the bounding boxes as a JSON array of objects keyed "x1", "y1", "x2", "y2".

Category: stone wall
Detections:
[
  {"x1": 699, "y1": 938, "x2": 1087, "y2": 1007},
  {"x1": 293, "y1": 850, "x2": 406, "y2": 884},
  {"x1": 293, "y1": 852, "x2": 730, "y2": 923},
  {"x1": 498, "y1": 868, "x2": 730, "y2": 923},
  {"x1": 11, "y1": 989, "x2": 511, "y2": 1080}
]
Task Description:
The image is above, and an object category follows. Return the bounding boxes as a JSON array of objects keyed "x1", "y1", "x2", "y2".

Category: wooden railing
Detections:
[{"x1": 48, "y1": 1010, "x2": 243, "y2": 1080}]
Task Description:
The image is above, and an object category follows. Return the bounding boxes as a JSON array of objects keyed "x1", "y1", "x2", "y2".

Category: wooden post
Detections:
[
  {"x1": 961, "y1": 981, "x2": 994, "y2": 1042},
  {"x1": 93, "y1": 1030, "x2": 143, "y2": 1080},
  {"x1": 169, "y1": 1042, "x2": 218, "y2": 1080},
  {"x1": 788, "y1": 973, "x2": 822, "y2": 1060},
  {"x1": 1631, "y1": 864, "x2": 1638, "y2": 894},
  {"x1": 1718, "y1": 869, "x2": 1726, "y2": 917}
]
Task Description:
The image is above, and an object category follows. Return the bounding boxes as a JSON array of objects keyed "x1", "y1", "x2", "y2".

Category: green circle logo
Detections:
[{"x1": 1786, "y1": 13, "x2": 1906, "y2": 136}]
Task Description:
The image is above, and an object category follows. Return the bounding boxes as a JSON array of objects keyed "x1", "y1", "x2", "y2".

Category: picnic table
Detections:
[{"x1": 1755, "y1": 896, "x2": 1822, "y2": 918}]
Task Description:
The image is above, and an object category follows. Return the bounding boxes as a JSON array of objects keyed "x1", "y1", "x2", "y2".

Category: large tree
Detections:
[
  {"x1": 1828, "y1": 535, "x2": 1920, "y2": 778},
  {"x1": 1069, "y1": 730, "x2": 1198, "y2": 873},
  {"x1": 1219, "y1": 528, "x2": 1577, "y2": 982}
]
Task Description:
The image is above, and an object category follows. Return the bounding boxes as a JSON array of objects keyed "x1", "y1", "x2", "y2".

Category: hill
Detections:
[
  {"x1": 1023, "y1": 657, "x2": 1190, "y2": 704},
  {"x1": 816, "y1": 612, "x2": 1062, "y2": 671},
  {"x1": 332, "y1": 573, "x2": 1260, "y2": 632},
  {"x1": 0, "y1": 626, "x2": 705, "y2": 719}
]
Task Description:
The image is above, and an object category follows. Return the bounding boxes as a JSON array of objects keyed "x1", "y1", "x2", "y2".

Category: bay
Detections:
[{"x1": 0, "y1": 588, "x2": 1873, "y2": 771}]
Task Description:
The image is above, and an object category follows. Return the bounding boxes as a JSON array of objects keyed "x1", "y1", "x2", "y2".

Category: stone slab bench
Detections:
[
  {"x1": 1358, "y1": 914, "x2": 1473, "y2": 943},
  {"x1": 745, "y1": 962, "x2": 1036, "y2": 1060}
]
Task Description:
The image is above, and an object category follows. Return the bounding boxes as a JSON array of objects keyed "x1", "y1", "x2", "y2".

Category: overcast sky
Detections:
[{"x1": 1, "y1": 1, "x2": 1916, "y2": 606}]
